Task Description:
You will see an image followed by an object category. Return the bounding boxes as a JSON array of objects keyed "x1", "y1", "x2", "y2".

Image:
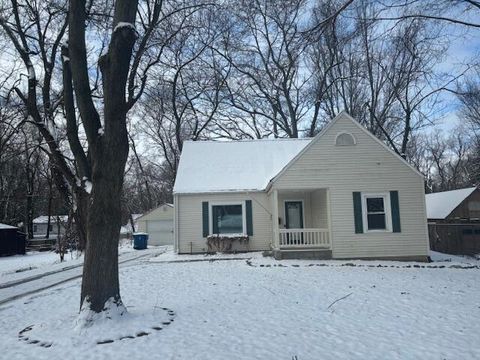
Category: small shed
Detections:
[
  {"x1": 136, "y1": 204, "x2": 174, "y2": 246},
  {"x1": 426, "y1": 187, "x2": 480, "y2": 255},
  {"x1": 0, "y1": 223, "x2": 26, "y2": 256}
]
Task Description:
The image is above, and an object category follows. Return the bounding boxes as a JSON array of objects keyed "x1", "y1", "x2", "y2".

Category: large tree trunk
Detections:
[
  {"x1": 70, "y1": 0, "x2": 139, "y2": 313},
  {"x1": 74, "y1": 189, "x2": 88, "y2": 251},
  {"x1": 80, "y1": 130, "x2": 129, "y2": 312}
]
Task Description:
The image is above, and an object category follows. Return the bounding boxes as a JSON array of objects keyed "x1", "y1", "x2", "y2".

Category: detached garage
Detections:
[{"x1": 136, "y1": 204, "x2": 174, "y2": 246}]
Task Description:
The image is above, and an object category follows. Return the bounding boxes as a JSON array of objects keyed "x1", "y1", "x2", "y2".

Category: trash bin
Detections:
[{"x1": 133, "y1": 232, "x2": 148, "y2": 250}]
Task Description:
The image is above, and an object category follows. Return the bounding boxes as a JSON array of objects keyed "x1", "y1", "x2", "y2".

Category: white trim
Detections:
[
  {"x1": 209, "y1": 201, "x2": 247, "y2": 235},
  {"x1": 272, "y1": 189, "x2": 279, "y2": 249},
  {"x1": 174, "y1": 189, "x2": 265, "y2": 195},
  {"x1": 326, "y1": 188, "x2": 333, "y2": 253},
  {"x1": 420, "y1": 178, "x2": 431, "y2": 254},
  {"x1": 174, "y1": 194, "x2": 179, "y2": 253},
  {"x1": 361, "y1": 192, "x2": 392, "y2": 233},
  {"x1": 335, "y1": 131, "x2": 356, "y2": 146},
  {"x1": 283, "y1": 199, "x2": 305, "y2": 229}
]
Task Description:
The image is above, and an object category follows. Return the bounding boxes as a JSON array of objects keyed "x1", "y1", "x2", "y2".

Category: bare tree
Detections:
[
  {"x1": 458, "y1": 66, "x2": 480, "y2": 135},
  {"x1": 218, "y1": 0, "x2": 313, "y2": 138},
  {"x1": 425, "y1": 127, "x2": 473, "y2": 191},
  {"x1": 140, "y1": 5, "x2": 229, "y2": 186},
  {"x1": 376, "y1": 0, "x2": 480, "y2": 29},
  {"x1": 0, "y1": 0, "x2": 172, "y2": 315},
  {"x1": 0, "y1": 0, "x2": 85, "y2": 247}
]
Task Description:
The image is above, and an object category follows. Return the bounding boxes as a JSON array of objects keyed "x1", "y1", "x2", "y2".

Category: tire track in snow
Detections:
[{"x1": 0, "y1": 249, "x2": 164, "y2": 307}]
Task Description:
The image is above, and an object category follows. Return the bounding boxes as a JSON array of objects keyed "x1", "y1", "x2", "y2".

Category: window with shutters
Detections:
[
  {"x1": 361, "y1": 193, "x2": 392, "y2": 232},
  {"x1": 210, "y1": 202, "x2": 246, "y2": 235}
]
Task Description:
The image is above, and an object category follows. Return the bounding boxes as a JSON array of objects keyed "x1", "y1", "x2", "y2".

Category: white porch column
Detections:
[
  {"x1": 326, "y1": 188, "x2": 332, "y2": 248},
  {"x1": 272, "y1": 189, "x2": 279, "y2": 249},
  {"x1": 173, "y1": 193, "x2": 179, "y2": 253}
]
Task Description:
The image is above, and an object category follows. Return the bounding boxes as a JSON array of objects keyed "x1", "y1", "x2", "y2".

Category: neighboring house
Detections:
[
  {"x1": 32, "y1": 216, "x2": 68, "y2": 238},
  {"x1": 173, "y1": 112, "x2": 429, "y2": 261},
  {"x1": 0, "y1": 223, "x2": 26, "y2": 256},
  {"x1": 426, "y1": 187, "x2": 480, "y2": 255},
  {"x1": 120, "y1": 213, "x2": 143, "y2": 239},
  {"x1": 136, "y1": 204, "x2": 174, "y2": 246}
]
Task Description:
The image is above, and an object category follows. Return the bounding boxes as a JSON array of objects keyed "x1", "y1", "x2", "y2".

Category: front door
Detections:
[
  {"x1": 285, "y1": 201, "x2": 304, "y2": 229},
  {"x1": 285, "y1": 201, "x2": 304, "y2": 244}
]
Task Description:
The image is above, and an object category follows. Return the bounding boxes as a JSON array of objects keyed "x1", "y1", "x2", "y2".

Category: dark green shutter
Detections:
[
  {"x1": 202, "y1": 202, "x2": 209, "y2": 237},
  {"x1": 246, "y1": 200, "x2": 253, "y2": 236},
  {"x1": 390, "y1": 191, "x2": 401, "y2": 233},
  {"x1": 353, "y1": 192, "x2": 363, "y2": 234}
]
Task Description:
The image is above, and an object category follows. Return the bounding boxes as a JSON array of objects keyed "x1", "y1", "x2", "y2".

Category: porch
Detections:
[{"x1": 270, "y1": 188, "x2": 332, "y2": 259}]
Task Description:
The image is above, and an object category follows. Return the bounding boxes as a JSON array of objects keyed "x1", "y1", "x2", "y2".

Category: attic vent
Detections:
[{"x1": 335, "y1": 132, "x2": 356, "y2": 146}]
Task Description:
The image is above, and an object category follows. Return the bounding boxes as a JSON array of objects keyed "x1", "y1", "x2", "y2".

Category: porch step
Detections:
[{"x1": 273, "y1": 249, "x2": 332, "y2": 260}]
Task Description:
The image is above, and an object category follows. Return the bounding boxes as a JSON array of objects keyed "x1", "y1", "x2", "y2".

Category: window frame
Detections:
[
  {"x1": 361, "y1": 193, "x2": 392, "y2": 232},
  {"x1": 209, "y1": 201, "x2": 246, "y2": 235},
  {"x1": 335, "y1": 131, "x2": 356, "y2": 146}
]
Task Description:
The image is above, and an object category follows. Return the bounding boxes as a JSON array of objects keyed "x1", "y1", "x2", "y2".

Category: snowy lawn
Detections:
[
  {"x1": 0, "y1": 251, "x2": 79, "y2": 277},
  {"x1": 0, "y1": 242, "x2": 139, "y2": 290},
  {"x1": 0, "y1": 252, "x2": 479, "y2": 359}
]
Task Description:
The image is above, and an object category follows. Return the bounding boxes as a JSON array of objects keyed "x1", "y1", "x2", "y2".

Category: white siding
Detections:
[
  {"x1": 273, "y1": 114, "x2": 429, "y2": 259},
  {"x1": 276, "y1": 190, "x2": 328, "y2": 229},
  {"x1": 311, "y1": 189, "x2": 328, "y2": 229},
  {"x1": 176, "y1": 192, "x2": 272, "y2": 253},
  {"x1": 137, "y1": 205, "x2": 175, "y2": 246},
  {"x1": 137, "y1": 205, "x2": 174, "y2": 223}
]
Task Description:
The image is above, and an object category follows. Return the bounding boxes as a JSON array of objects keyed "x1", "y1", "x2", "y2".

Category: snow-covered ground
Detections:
[
  {"x1": 0, "y1": 241, "x2": 136, "y2": 282},
  {"x1": 0, "y1": 251, "x2": 81, "y2": 277},
  {"x1": 1, "y1": 250, "x2": 479, "y2": 359}
]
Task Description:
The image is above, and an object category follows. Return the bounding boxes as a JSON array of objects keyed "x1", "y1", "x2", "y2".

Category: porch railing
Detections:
[{"x1": 278, "y1": 228, "x2": 330, "y2": 248}]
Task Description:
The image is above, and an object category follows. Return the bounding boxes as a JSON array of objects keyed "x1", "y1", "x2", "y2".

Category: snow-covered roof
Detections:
[
  {"x1": 173, "y1": 138, "x2": 311, "y2": 194},
  {"x1": 33, "y1": 215, "x2": 68, "y2": 224},
  {"x1": 131, "y1": 214, "x2": 143, "y2": 221},
  {"x1": 426, "y1": 187, "x2": 477, "y2": 219},
  {"x1": 0, "y1": 223, "x2": 18, "y2": 230}
]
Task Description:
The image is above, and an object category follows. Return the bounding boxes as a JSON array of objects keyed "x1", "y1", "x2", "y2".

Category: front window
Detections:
[
  {"x1": 362, "y1": 194, "x2": 390, "y2": 231},
  {"x1": 212, "y1": 204, "x2": 243, "y2": 234}
]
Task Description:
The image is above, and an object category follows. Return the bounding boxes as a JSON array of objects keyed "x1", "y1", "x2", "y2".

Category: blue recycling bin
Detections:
[{"x1": 133, "y1": 232, "x2": 148, "y2": 250}]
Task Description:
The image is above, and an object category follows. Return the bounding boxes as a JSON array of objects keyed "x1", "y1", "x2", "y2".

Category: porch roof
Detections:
[{"x1": 173, "y1": 138, "x2": 311, "y2": 194}]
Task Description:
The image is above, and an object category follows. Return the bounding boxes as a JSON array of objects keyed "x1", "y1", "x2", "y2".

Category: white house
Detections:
[
  {"x1": 173, "y1": 112, "x2": 429, "y2": 261},
  {"x1": 32, "y1": 215, "x2": 68, "y2": 238},
  {"x1": 135, "y1": 204, "x2": 174, "y2": 246}
]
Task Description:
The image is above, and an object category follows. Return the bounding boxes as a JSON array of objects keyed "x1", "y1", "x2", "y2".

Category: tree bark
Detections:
[{"x1": 69, "y1": 0, "x2": 139, "y2": 313}]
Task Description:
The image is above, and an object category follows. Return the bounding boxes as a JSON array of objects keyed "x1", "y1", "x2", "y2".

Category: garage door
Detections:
[{"x1": 146, "y1": 220, "x2": 174, "y2": 246}]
